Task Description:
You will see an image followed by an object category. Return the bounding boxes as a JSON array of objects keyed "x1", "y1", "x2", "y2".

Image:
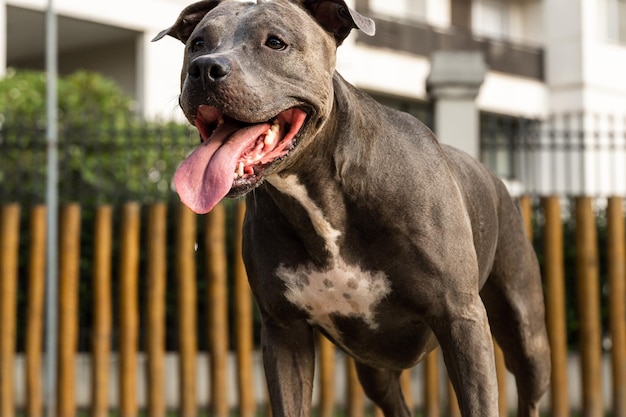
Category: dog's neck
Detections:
[{"x1": 258, "y1": 73, "x2": 393, "y2": 267}]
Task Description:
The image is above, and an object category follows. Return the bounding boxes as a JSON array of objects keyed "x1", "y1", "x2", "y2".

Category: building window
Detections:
[
  {"x1": 369, "y1": 0, "x2": 427, "y2": 23},
  {"x1": 369, "y1": 93, "x2": 433, "y2": 128},
  {"x1": 603, "y1": 0, "x2": 626, "y2": 44},
  {"x1": 480, "y1": 113, "x2": 540, "y2": 181},
  {"x1": 472, "y1": 0, "x2": 510, "y2": 40},
  {"x1": 471, "y1": 0, "x2": 542, "y2": 44}
]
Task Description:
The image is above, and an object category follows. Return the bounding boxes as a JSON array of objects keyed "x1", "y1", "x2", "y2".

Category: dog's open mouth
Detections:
[{"x1": 174, "y1": 104, "x2": 308, "y2": 214}]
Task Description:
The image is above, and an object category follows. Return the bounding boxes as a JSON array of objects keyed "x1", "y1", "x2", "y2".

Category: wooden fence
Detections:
[{"x1": 0, "y1": 196, "x2": 625, "y2": 417}]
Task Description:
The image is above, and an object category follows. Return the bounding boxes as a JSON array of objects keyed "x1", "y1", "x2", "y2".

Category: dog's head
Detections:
[{"x1": 153, "y1": 0, "x2": 374, "y2": 213}]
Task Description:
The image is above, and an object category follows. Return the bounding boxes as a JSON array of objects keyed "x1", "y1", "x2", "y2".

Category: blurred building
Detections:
[{"x1": 1, "y1": 0, "x2": 625, "y2": 195}]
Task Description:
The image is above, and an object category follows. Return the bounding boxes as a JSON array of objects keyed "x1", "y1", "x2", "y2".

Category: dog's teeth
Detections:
[
  {"x1": 264, "y1": 128, "x2": 277, "y2": 147},
  {"x1": 217, "y1": 117, "x2": 224, "y2": 127},
  {"x1": 237, "y1": 162, "x2": 245, "y2": 177}
]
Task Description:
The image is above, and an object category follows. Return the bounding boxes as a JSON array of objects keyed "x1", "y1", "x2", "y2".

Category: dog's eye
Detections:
[
  {"x1": 265, "y1": 36, "x2": 287, "y2": 51},
  {"x1": 190, "y1": 38, "x2": 205, "y2": 52}
]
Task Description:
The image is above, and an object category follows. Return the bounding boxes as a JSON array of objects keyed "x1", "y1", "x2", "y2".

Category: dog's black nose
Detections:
[{"x1": 188, "y1": 56, "x2": 231, "y2": 84}]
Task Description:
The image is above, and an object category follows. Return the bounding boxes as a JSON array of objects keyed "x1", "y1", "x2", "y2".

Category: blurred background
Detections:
[{"x1": 0, "y1": 1, "x2": 626, "y2": 417}]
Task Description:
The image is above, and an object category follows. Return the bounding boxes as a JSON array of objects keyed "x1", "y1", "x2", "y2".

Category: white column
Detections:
[{"x1": 426, "y1": 51, "x2": 486, "y2": 158}]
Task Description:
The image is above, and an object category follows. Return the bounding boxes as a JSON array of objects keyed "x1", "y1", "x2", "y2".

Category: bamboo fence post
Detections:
[
  {"x1": 177, "y1": 203, "x2": 198, "y2": 417},
  {"x1": 205, "y1": 203, "x2": 229, "y2": 417},
  {"x1": 423, "y1": 349, "x2": 439, "y2": 417},
  {"x1": 58, "y1": 204, "x2": 81, "y2": 417},
  {"x1": 447, "y1": 380, "x2": 461, "y2": 417},
  {"x1": 494, "y1": 341, "x2": 507, "y2": 417},
  {"x1": 26, "y1": 205, "x2": 46, "y2": 417},
  {"x1": 400, "y1": 369, "x2": 413, "y2": 412},
  {"x1": 119, "y1": 203, "x2": 141, "y2": 417},
  {"x1": 92, "y1": 206, "x2": 113, "y2": 417},
  {"x1": 234, "y1": 201, "x2": 255, "y2": 417},
  {"x1": 318, "y1": 333, "x2": 335, "y2": 417},
  {"x1": 147, "y1": 203, "x2": 167, "y2": 417},
  {"x1": 608, "y1": 196, "x2": 626, "y2": 417},
  {"x1": 542, "y1": 196, "x2": 569, "y2": 417},
  {"x1": 345, "y1": 357, "x2": 364, "y2": 417},
  {"x1": 0, "y1": 204, "x2": 20, "y2": 417},
  {"x1": 519, "y1": 195, "x2": 534, "y2": 240},
  {"x1": 575, "y1": 196, "x2": 603, "y2": 417}
]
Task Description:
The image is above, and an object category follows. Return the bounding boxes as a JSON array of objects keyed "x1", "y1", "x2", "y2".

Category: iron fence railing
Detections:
[
  {"x1": 0, "y1": 119, "x2": 195, "y2": 205},
  {"x1": 481, "y1": 112, "x2": 626, "y2": 197},
  {"x1": 2, "y1": 112, "x2": 626, "y2": 206}
]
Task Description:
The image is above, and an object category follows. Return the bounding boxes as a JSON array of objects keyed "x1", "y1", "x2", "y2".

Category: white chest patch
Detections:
[
  {"x1": 267, "y1": 175, "x2": 392, "y2": 340},
  {"x1": 276, "y1": 261, "x2": 391, "y2": 340}
]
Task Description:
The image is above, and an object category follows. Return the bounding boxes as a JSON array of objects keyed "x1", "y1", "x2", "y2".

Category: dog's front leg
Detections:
[
  {"x1": 431, "y1": 299, "x2": 499, "y2": 417},
  {"x1": 261, "y1": 316, "x2": 315, "y2": 417}
]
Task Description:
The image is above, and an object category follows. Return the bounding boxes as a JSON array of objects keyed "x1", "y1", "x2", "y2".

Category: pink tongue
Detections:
[{"x1": 174, "y1": 122, "x2": 270, "y2": 214}]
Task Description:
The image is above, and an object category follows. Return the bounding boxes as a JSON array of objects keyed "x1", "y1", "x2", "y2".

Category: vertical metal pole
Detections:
[{"x1": 45, "y1": 1, "x2": 58, "y2": 417}]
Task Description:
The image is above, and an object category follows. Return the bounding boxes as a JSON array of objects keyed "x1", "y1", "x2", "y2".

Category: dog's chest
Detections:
[
  {"x1": 267, "y1": 175, "x2": 392, "y2": 341},
  {"x1": 276, "y1": 256, "x2": 390, "y2": 339}
]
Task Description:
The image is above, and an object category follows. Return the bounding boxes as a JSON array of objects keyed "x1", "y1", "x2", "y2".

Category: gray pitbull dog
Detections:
[{"x1": 154, "y1": 1, "x2": 550, "y2": 416}]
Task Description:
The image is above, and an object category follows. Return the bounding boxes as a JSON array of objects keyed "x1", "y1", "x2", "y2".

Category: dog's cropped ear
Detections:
[
  {"x1": 152, "y1": 0, "x2": 221, "y2": 43},
  {"x1": 301, "y1": 0, "x2": 375, "y2": 45}
]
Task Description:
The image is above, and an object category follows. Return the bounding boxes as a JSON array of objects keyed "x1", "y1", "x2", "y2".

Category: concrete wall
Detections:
[
  {"x1": 545, "y1": 0, "x2": 626, "y2": 115},
  {"x1": 10, "y1": 351, "x2": 616, "y2": 413}
]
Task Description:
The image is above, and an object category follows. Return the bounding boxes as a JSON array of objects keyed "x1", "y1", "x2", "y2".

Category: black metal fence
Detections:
[
  {"x1": 481, "y1": 112, "x2": 626, "y2": 197},
  {"x1": 3, "y1": 112, "x2": 626, "y2": 207},
  {"x1": 0, "y1": 118, "x2": 195, "y2": 205}
]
